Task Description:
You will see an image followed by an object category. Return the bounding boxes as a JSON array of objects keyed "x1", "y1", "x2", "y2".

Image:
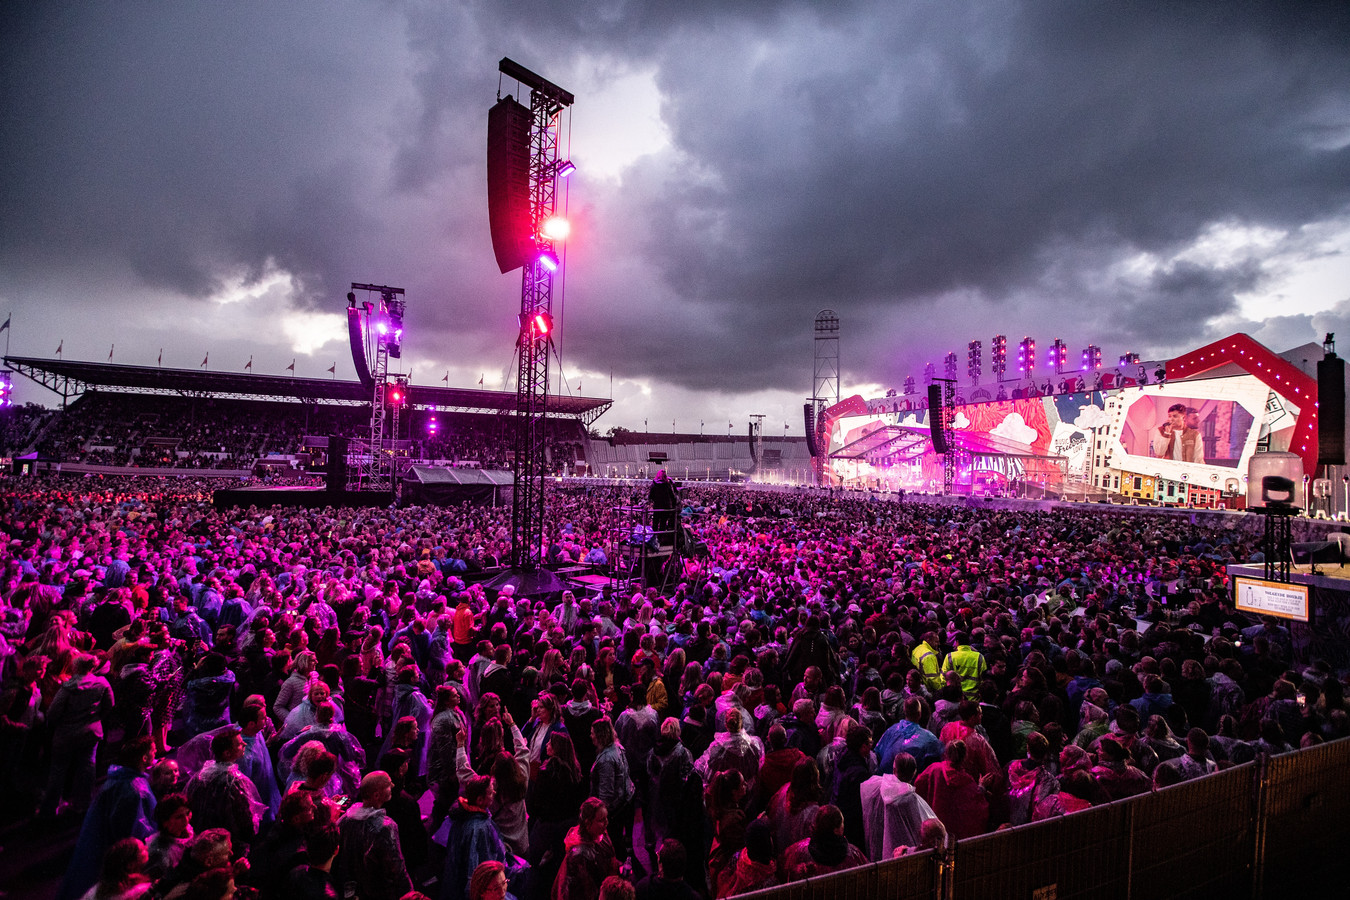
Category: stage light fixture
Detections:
[
  {"x1": 1017, "y1": 337, "x2": 1036, "y2": 375},
  {"x1": 540, "y1": 216, "x2": 571, "y2": 241},
  {"x1": 538, "y1": 250, "x2": 559, "y2": 272},
  {"x1": 557, "y1": 160, "x2": 576, "y2": 177}
]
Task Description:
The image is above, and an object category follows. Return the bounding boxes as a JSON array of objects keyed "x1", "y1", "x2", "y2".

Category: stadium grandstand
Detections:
[{"x1": 0, "y1": 356, "x2": 817, "y2": 483}]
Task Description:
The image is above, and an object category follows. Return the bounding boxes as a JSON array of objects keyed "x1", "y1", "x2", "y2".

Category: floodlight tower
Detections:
[{"x1": 493, "y1": 58, "x2": 575, "y2": 570}]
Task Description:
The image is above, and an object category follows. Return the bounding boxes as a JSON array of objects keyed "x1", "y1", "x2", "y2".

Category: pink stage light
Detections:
[{"x1": 538, "y1": 250, "x2": 559, "y2": 272}]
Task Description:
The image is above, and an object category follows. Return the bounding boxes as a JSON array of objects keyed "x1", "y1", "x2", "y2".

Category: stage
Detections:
[{"x1": 212, "y1": 484, "x2": 393, "y2": 511}]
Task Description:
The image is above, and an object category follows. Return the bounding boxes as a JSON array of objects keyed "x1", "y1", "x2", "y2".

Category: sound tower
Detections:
[
  {"x1": 1319, "y1": 353, "x2": 1345, "y2": 466},
  {"x1": 927, "y1": 385, "x2": 948, "y2": 453},
  {"x1": 326, "y1": 436, "x2": 349, "y2": 493},
  {"x1": 486, "y1": 96, "x2": 533, "y2": 274}
]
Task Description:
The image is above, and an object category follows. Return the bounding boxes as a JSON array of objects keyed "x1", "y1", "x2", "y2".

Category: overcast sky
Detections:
[{"x1": 3, "y1": 2, "x2": 1348, "y2": 432}]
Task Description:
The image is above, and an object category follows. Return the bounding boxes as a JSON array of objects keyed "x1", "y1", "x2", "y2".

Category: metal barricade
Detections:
[
  {"x1": 1128, "y1": 762, "x2": 1256, "y2": 900},
  {"x1": 1257, "y1": 739, "x2": 1350, "y2": 895},
  {"x1": 951, "y1": 802, "x2": 1130, "y2": 900},
  {"x1": 733, "y1": 850, "x2": 941, "y2": 900}
]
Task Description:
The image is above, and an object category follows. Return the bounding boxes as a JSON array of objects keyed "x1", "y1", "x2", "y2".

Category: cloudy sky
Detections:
[{"x1": 3, "y1": 2, "x2": 1348, "y2": 432}]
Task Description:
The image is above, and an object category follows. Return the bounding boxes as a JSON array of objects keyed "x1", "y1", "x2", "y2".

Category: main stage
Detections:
[{"x1": 211, "y1": 484, "x2": 392, "y2": 511}]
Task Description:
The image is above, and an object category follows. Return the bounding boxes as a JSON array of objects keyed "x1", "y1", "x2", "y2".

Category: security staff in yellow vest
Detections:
[
  {"x1": 941, "y1": 632, "x2": 987, "y2": 699},
  {"x1": 911, "y1": 633, "x2": 944, "y2": 694}
]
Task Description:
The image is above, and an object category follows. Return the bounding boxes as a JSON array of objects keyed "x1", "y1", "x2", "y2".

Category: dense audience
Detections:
[{"x1": 0, "y1": 472, "x2": 1338, "y2": 900}]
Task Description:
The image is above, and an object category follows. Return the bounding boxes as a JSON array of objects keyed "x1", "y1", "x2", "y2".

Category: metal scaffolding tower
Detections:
[
  {"x1": 811, "y1": 310, "x2": 840, "y2": 484},
  {"x1": 349, "y1": 283, "x2": 405, "y2": 493},
  {"x1": 500, "y1": 59, "x2": 574, "y2": 570}
]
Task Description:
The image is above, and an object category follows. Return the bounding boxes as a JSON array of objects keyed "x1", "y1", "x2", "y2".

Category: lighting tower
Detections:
[
  {"x1": 1050, "y1": 338, "x2": 1068, "y2": 373},
  {"x1": 903, "y1": 376, "x2": 916, "y2": 395},
  {"x1": 1018, "y1": 337, "x2": 1036, "y2": 377},
  {"x1": 809, "y1": 310, "x2": 840, "y2": 485},
  {"x1": 1081, "y1": 345, "x2": 1102, "y2": 371},
  {"x1": 991, "y1": 335, "x2": 1007, "y2": 381},
  {"x1": 967, "y1": 340, "x2": 982, "y2": 385},
  {"x1": 1119, "y1": 352, "x2": 1140, "y2": 367},
  {"x1": 350, "y1": 282, "x2": 406, "y2": 492},
  {"x1": 944, "y1": 352, "x2": 958, "y2": 381},
  {"x1": 497, "y1": 58, "x2": 574, "y2": 570},
  {"x1": 924, "y1": 363, "x2": 936, "y2": 385},
  {"x1": 812, "y1": 310, "x2": 840, "y2": 416}
]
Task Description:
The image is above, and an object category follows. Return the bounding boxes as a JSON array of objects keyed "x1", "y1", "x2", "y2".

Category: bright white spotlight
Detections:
[{"x1": 541, "y1": 216, "x2": 570, "y2": 241}]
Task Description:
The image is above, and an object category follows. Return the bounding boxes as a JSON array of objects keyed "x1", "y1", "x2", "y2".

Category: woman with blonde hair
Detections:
[{"x1": 272, "y1": 650, "x2": 316, "y2": 723}]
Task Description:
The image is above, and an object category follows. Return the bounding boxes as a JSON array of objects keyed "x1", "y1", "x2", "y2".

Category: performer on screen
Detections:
[
  {"x1": 1155, "y1": 403, "x2": 1201, "y2": 463},
  {"x1": 649, "y1": 469, "x2": 680, "y2": 548}
]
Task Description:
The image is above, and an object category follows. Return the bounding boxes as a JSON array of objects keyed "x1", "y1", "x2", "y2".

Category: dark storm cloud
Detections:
[{"x1": 2, "y1": 1, "x2": 1348, "y2": 413}]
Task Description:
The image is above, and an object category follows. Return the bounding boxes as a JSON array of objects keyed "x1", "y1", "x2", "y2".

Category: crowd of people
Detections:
[{"x1": 0, "y1": 473, "x2": 1338, "y2": 900}]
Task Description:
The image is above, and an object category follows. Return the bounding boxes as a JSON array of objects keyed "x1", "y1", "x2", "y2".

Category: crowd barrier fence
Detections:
[{"x1": 735, "y1": 740, "x2": 1350, "y2": 900}]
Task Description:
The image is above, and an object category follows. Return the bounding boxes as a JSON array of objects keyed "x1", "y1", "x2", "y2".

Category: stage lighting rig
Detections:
[
  {"x1": 1017, "y1": 337, "x2": 1036, "y2": 376},
  {"x1": 967, "y1": 340, "x2": 982, "y2": 384},
  {"x1": 904, "y1": 376, "x2": 916, "y2": 395},
  {"x1": 1081, "y1": 345, "x2": 1102, "y2": 370},
  {"x1": 1050, "y1": 339, "x2": 1068, "y2": 373},
  {"x1": 1119, "y1": 352, "x2": 1140, "y2": 367},
  {"x1": 944, "y1": 352, "x2": 958, "y2": 381},
  {"x1": 924, "y1": 363, "x2": 936, "y2": 384},
  {"x1": 991, "y1": 335, "x2": 1007, "y2": 380}
]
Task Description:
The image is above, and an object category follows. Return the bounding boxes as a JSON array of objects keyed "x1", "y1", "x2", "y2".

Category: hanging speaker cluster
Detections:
[
  {"x1": 803, "y1": 404, "x2": 818, "y2": 457},
  {"x1": 487, "y1": 96, "x2": 533, "y2": 274},
  {"x1": 927, "y1": 385, "x2": 948, "y2": 453},
  {"x1": 1319, "y1": 353, "x2": 1345, "y2": 466}
]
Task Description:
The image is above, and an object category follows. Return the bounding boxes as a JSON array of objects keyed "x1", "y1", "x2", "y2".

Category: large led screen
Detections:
[{"x1": 1118, "y1": 396, "x2": 1254, "y2": 467}]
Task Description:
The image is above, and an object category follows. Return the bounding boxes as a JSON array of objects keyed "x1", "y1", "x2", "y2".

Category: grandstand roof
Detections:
[{"x1": 3, "y1": 356, "x2": 612, "y2": 423}]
